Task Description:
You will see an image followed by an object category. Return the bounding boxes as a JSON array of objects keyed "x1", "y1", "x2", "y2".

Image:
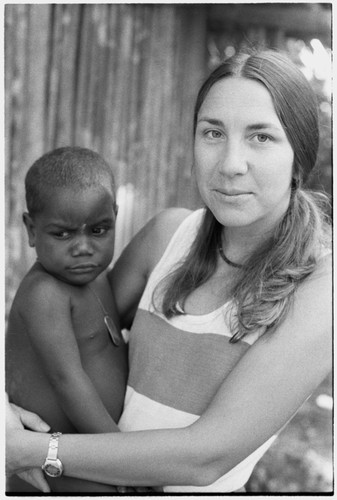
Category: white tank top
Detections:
[{"x1": 119, "y1": 209, "x2": 278, "y2": 492}]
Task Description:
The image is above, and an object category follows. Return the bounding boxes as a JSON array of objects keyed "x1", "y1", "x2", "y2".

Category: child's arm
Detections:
[{"x1": 21, "y1": 278, "x2": 119, "y2": 434}]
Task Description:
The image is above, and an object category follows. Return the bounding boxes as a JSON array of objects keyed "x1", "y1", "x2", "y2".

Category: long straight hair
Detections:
[{"x1": 154, "y1": 50, "x2": 331, "y2": 341}]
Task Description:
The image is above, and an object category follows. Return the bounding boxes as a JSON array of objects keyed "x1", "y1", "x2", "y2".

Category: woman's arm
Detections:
[
  {"x1": 109, "y1": 208, "x2": 191, "y2": 329},
  {"x1": 8, "y1": 255, "x2": 332, "y2": 487}
]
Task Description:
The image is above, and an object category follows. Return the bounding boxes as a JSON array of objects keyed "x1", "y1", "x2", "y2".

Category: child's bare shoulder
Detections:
[{"x1": 13, "y1": 263, "x2": 72, "y2": 318}]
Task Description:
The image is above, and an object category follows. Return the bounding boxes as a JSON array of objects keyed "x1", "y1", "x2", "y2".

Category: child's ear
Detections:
[{"x1": 23, "y1": 212, "x2": 36, "y2": 247}]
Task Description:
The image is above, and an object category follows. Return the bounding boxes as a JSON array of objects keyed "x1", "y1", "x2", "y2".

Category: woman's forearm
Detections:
[
  {"x1": 58, "y1": 427, "x2": 213, "y2": 487},
  {"x1": 7, "y1": 404, "x2": 230, "y2": 488},
  {"x1": 14, "y1": 426, "x2": 217, "y2": 488}
]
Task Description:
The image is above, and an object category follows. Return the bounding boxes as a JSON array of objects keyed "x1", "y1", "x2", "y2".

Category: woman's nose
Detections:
[
  {"x1": 71, "y1": 235, "x2": 94, "y2": 256},
  {"x1": 218, "y1": 140, "x2": 248, "y2": 177}
]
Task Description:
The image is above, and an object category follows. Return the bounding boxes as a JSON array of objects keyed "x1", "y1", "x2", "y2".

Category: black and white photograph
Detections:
[{"x1": 4, "y1": 1, "x2": 333, "y2": 495}]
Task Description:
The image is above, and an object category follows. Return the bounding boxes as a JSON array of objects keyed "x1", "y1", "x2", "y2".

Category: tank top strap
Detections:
[{"x1": 139, "y1": 209, "x2": 205, "y2": 310}]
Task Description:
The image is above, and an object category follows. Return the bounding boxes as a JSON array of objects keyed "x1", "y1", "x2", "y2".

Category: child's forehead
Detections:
[
  {"x1": 41, "y1": 184, "x2": 116, "y2": 220},
  {"x1": 44, "y1": 182, "x2": 115, "y2": 201}
]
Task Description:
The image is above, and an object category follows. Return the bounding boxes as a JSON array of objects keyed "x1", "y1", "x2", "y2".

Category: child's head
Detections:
[
  {"x1": 23, "y1": 147, "x2": 118, "y2": 286},
  {"x1": 25, "y1": 146, "x2": 116, "y2": 216}
]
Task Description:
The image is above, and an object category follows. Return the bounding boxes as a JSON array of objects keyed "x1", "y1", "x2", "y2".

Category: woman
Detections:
[{"x1": 7, "y1": 50, "x2": 332, "y2": 493}]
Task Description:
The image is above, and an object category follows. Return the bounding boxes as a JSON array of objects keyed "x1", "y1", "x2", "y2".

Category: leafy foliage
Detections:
[{"x1": 247, "y1": 373, "x2": 332, "y2": 492}]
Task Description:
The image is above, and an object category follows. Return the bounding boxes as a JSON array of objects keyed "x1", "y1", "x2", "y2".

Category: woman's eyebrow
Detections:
[
  {"x1": 197, "y1": 118, "x2": 282, "y2": 132},
  {"x1": 197, "y1": 117, "x2": 224, "y2": 126},
  {"x1": 246, "y1": 122, "x2": 282, "y2": 131}
]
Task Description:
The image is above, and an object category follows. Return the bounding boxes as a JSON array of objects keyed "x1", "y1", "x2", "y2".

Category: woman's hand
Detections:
[
  {"x1": 6, "y1": 397, "x2": 51, "y2": 492},
  {"x1": 7, "y1": 398, "x2": 51, "y2": 434}
]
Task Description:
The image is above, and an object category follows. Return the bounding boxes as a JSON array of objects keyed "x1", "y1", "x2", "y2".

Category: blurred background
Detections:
[{"x1": 5, "y1": 3, "x2": 332, "y2": 493}]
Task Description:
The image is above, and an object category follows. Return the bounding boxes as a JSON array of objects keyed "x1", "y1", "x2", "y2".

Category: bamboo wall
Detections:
[
  {"x1": 6, "y1": 3, "x2": 331, "y2": 314},
  {"x1": 5, "y1": 4, "x2": 207, "y2": 310}
]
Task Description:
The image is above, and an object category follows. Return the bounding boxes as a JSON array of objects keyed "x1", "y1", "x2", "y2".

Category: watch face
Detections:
[{"x1": 43, "y1": 461, "x2": 63, "y2": 477}]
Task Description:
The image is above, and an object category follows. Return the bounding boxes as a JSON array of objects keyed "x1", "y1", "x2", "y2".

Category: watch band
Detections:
[
  {"x1": 42, "y1": 432, "x2": 64, "y2": 477},
  {"x1": 48, "y1": 432, "x2": 62, "y2": 460}
]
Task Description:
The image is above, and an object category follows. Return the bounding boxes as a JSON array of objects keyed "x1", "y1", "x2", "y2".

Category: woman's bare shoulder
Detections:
[
  {"x1": 273, "y1": 251, "x2": 332, "y2": 347},
  {"x1": 149, "y1": 208, "x2": 193, "y2": 260},
  {"x1": 299, "y1": 251, "x2": 332, "y2": 298},
  {"x1": 121, "y1": 208, "x2": 192, "y2": 272},
  {"x1": 110, "y1": 208, "x2": 192, "y2": 326}
]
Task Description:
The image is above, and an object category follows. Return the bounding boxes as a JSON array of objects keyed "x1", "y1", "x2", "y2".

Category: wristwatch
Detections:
[{"x1": 41, "y1": 432, "x2": 64, "y2": 477}]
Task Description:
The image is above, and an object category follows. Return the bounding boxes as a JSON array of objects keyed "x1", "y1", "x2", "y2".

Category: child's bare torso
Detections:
[
  {"x1": 6, "y1": 264, "x2": 128, "y2": 432},
  {"x1": 6, "y1": 264, "x2": 129, "y2": 492}
]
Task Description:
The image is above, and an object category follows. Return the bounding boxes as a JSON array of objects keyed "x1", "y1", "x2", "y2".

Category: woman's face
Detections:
[{"x1": 194, "y1": 77, "x2": 294, "y2": 236}]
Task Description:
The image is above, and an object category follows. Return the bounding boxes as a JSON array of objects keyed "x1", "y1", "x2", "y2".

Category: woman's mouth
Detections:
[{"x1": 213, "y1": 189, "x2": 253, "y2": 201}]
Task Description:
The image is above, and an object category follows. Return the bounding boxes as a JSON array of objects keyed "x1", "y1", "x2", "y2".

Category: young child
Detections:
[{"x1": 6, "y1": 147, "x2": 128, "y2": 493}]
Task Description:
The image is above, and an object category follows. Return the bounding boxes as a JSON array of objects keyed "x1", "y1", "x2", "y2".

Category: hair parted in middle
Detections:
[
  {"x1": 154, "y1": 49, "x2": 331, "y2": 342},
  {"x1": 193, "y1": 50, "x2": 319, "y2": 187}
]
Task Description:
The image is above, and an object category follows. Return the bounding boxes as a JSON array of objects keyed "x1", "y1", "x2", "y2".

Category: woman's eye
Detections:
[
  {"x1": 255, "y1": 134, "x2": 270, "y2": 143},
  {"x1": 205, "y1": 130, "x2": 222, "y2": 139}
]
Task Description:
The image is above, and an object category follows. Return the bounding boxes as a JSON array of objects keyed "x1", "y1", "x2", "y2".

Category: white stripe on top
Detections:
[{"x1": 119, "y1": 209, "x2": 276, "y2": 492}]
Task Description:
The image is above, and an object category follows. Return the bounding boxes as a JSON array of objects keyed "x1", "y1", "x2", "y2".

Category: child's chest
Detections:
[
  {"x1": 69, "y1": 276, "x2": 123, "y2": 351},
  {"x1": 67, "y1": 276, "x2": 128, "y2": 417}
]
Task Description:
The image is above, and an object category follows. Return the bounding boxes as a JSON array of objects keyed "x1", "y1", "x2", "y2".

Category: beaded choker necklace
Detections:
[{"x1": 218, "y1": 245, "x2": 244, "y2": 269}]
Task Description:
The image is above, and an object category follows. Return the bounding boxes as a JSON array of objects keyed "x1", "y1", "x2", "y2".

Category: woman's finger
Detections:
[
  {"x1": 17, "y1": 469, "x2": 51, "y2": 493},
  {"x1": 11, "y1": 403, "x2": 51, "y2": 432}
]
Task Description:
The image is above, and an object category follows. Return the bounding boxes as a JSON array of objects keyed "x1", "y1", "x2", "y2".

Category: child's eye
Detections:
[
  {"x1": 52, "y1": 231, "x2": 70, "y2": 239},
  {"x1": 92, "y1": 227, "x2": 108, "y2": 236}
]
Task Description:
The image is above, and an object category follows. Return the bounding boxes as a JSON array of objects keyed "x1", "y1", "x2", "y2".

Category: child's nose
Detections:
[{"x1": 71, "y1": 235, "x2": 94, "y2": 256}]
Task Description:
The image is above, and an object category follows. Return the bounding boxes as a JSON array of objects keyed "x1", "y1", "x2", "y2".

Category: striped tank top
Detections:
[{"x1": 118, "y1": 209, "x2": 276, "y2": 492}]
